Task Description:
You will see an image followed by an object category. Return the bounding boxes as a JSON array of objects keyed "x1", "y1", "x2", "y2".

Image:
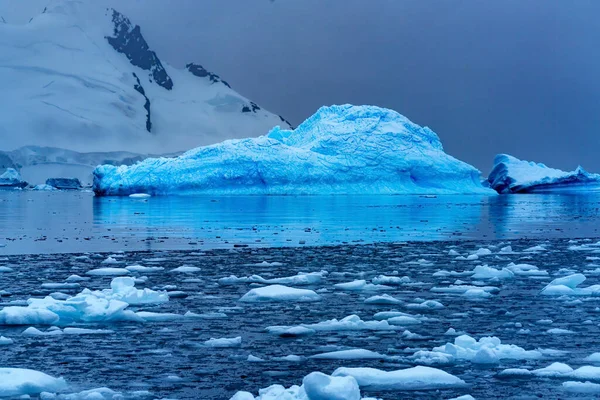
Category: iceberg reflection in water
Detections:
[{"x1": 2, "y1": 192, "x2": 600, "y2": 255}]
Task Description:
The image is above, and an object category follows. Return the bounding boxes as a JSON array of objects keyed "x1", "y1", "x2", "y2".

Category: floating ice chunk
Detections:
[
  {"x1": 101, "y1": 257, "x2": 122, "y2": 265},
  {"x1": 0, "y1": 336, "x2": 13, "y2": 345},
  {"x1": 219, "y1": 271, "x2": 326, "y2": 286},
  {"x1": 86, "y1": 268, "x2": 130, "y2": 276},
  {"x1": 41, "y1": 283, "x2": 81, "y2": 290},
  {"x1": 136, "y1": 312, "x2": 183, "y2": 322},
  {"x1": 0, "y1": 307, "x2": 60, "y2": 325},
  {"x1": 310, "y1": 349, "x2": 386, "y2": 360},
  {"x1": 106, "y1": 277, "x2": 169, "y2": 305},
  {"x1": 505, "y1": 263, "x2": 547, "y2": 276},
  {"x1": 267, "y1": 326, "x2": 316, "y2": 337},
  {"x1": 488, "y1": 154, "x2": 600, "y2": 193},
  {"x1": 204, "y1": 336, "x2": 242, "y2": 347},
  {"x1": 247, "y1": 355, "x2": 265, "y2": 362},
  {"x1": 387, "y1": 316, "x2": 421, "y2": 325},
  {"x1": 0, "y1": 368, "x2": 67, "y2": 397},
  {"x1": 431, "y1": 285, "x2": 499, "y2": 294},
  {"x1": 563, "y1": 381, "x2": 600, "y2": 393},
  {"x1": 0, "y1": 266, "x2": 13, "y2": 273},
  {"x1": 266, "y1": 315, "x2": 399, "y2": 333},
  {"x1": 406, "y1": 300, "x2": 444, "y2": 310},
  {"x1": 245, "y1": 261, "x2": 285, "y2": 267},
  {"x1": 463, "y1": 289, "x2": 493, "y2": 299},
  {"x1": 429, "y1": 335, "x2": 542, "y2": 364},
  {"x1": 334, "y1": 280, "x2": 392, "y2": 291},
  {"x1": 371, "y1": 275, "x2": 411, "y2": 285},
  {"x1": 541, "y1": 273, "x2": 600, "y2": 296},
  {"x1": 332, "y1": 366, "x2": 466, "y2": 390},
  {"x1": 66, "y1": 275, "x2": 89, "y2": 282},
  {"x1": 471, "y1": 248, "x2": 492, "y2": 257},
  {"x1": 303, "y1": 372, "x2": 361, "y2": 400},
  {"x1": 33, "y1": 184, "x2": 57, "y2": 191},
  {"x1": 547, "y1": 328, "x2": 575, "y2": 334},
  {"x1": 129, "y1": 193, "x2": 151, "y2": 198},
  {"x1": 126, "y1": 265, "x2": 164, "y2": 273},
  {"x1": 499, "y1": 246, "x2": 514, "y2": 254},
  {"x1": 62, "y1": 327, "x2": 113, "y2": 335},
  {"x1": 448, "y1": 249, "x2": 460, "y2": 256},
  {"x1": 1, "y1": 278, "x2": 166, "y2": 325},
  {"x1": 364, "y1": 294, "x2": 402, "y2": 305},
  {"x1": 410, "y1": 351, "x2": 455, "y2": 365},
  {"x1": 447, "y1": 396, "x2": 476, "y2": 400},
  {"x1": 23, "y1": 327, "x2": 63, "y2": 336},
  {"x1": 523, "y1": 245, "x2": 546, "y2": 252},
  {"x1": 170, "y1": 266, "x2": 201, "y2": 273},
  {"x1": 41, "y1": 387, "x2": 123, "y2": 399},
  {"x1": 184, "y1": 311, "x2": 228, "y2": 319},
  {"x1": 584, "y1": 353, "x2": 600, "y2": 363},
  {"x1": 240, "y1": 285, "x2": 321, "y2": 302},
  {"x1": 471, "y1": 265, "x2": 514, "y2": 280}
]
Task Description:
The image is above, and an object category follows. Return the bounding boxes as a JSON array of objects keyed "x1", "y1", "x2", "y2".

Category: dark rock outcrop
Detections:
[
  {"x1": 132, "y1": 73, "x2": 152, "y2": 132},
  {"x1": 106, "y1": 9, "x2": 173, "y2": 90}
]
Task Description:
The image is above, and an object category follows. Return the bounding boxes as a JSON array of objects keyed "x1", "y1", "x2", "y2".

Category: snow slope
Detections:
[
  {"x1": 0, "y1": 0, "x2": 291, "y2": 155},
  {"x1": 93, "y1": 104, "x2": 495, "y2": 196},
  {"x1": 488, "y1": 154, "x2": 600, "y2": 194}
]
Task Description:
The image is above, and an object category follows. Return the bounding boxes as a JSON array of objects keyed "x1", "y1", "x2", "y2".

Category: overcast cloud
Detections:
[{"x1": 8, "y1": 0, "x2": 600, "y2": 172}]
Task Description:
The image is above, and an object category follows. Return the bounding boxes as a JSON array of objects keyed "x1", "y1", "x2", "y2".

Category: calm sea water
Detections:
[
  {"x1": 1, "y1": 191, "x2": 600, "y2": 255},
  {"x1": 2, "y1": 191, "x2": 600, "y2": 399}
]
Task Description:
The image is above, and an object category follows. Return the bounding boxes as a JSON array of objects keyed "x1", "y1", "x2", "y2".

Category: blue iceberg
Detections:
[
  {"x1": 93, "y1": 105, "x2": 494, "y2": 196},
  {"x1": 488, "y1": 154, "x2": 600, "y2": 194},
  {"x1": 0, "y1": 168, "x2": 27, "y2": 189}
]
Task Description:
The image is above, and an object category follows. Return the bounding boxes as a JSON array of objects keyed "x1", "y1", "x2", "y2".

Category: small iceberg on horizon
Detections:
[
  {"x1": 488, "y1": 154, "x2": 600, "y2": 194},
  {"x1": 93, "y1": 104, "x2": 495, "y2": 196}
]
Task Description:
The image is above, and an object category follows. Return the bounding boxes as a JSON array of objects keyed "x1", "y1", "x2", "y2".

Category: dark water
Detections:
[
  {"x1": 0, "y1": 239, "x2": 599, "y2": 399},
  {"x1": 3, "y1": 192, "x2": 600, "y2": 399},
  {"x1": 3, "y1": 192, "x2": 600, "y2": 255}
]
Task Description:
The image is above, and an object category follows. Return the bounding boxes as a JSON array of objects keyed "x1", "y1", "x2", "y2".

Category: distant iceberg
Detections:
[
  {"x1": 488, "y1": 154, "x2": 600, "y2": 194},
  {"x1": 93, "y1": 105, "x2": 495, "y2": 196},
  {"x1": 0, "y1": 168, "x2": 27, "y2": 188}
]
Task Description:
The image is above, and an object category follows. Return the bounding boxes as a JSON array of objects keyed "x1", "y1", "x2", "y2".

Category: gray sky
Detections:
[{"x1": 18, "y1": 0, "x2": 600, "y2": 173}]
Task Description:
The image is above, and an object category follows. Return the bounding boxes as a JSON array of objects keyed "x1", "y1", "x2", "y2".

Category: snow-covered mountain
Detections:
[{"x1": 0, "y1": 0, "x2": 292, "y2": 156}]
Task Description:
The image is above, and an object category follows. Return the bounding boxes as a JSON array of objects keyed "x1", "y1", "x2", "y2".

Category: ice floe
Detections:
[{"x1": 240, "y1": 285, "x2": 321, "y2": 302}]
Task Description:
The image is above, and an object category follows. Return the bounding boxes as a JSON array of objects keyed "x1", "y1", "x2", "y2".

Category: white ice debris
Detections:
[
  {"x1": 364, "y1": 294, "x2": 402, "y2": 305},
  {"x1": 416, "y1": 335, "x2": 542, "y2": 364},
  {"x1": 310, "y1": 349, "x2": 386, "y2": 360},
  {"x1": 371, "y1": 275, "x2": 411, "y2": 285},
  {"x1": 219, "y1": 271, "x2": 326, "y2": 286},
  {"x1": 266, "y1": 315, "x2": 400, "y2": 334},
  {"x1": 170, "y1": 266, "x2": 201, "y2": 273},
  {"x1": 470, "y1": 265, "x2": 514, "y2": 280},
  {"x1": 332, "y1": 366, "x2": 466, "y2": 390},
  {"x1": 334, "y1": 280, "x2": 392, "y2": 291},
  {"x1": 0, "y1": 368, "x2": 67, "y2": 397},
  {"x1": 204, "y1": 336, "x2": 242, "y2": 347},
  {"x1": 230, "y1": 371, "x2": 362, "y2": 400},
  {"x1": 0, "y1": 277, "x2": 167, "y2": 325},
  {"x1": 240, "y1": 285, "x2": 321, "y2": 302},
  {"x1": 541, "y1": 273, "x2": 600, "y2": 296},
  {"x1": 86, "y1": 267, "x2": 129, "y2": 276},
  {"x1": 499, "y1": 362, "x2": 600, "y2": 382}
]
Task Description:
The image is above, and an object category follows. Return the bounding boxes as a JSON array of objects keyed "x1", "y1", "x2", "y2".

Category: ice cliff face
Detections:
[
  {"x1": 488, "y1": 154, "x2": 600, "y2": 194},
  {"x1": 93, "y1": 104, "x2": 495, "y2": 196},
  {"x1": 0, "y1": 168, "x2": 27, "y2": 188},
  {"x1": 0, "y1": 0, "x2": 290, "y2": 155}
]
